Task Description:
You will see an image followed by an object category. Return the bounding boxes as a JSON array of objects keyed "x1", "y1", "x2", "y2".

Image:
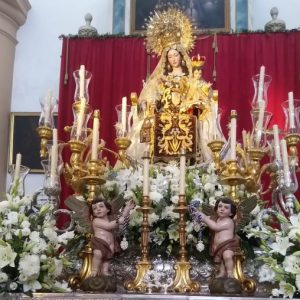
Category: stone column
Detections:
[{"x1": 0, "y1": 0, "x2": 31, "y2": 192}]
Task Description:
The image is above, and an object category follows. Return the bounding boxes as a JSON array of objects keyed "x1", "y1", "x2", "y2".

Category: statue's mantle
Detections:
[{"x1": 18, "y1": 293, "x2": 272, "y2": 300}]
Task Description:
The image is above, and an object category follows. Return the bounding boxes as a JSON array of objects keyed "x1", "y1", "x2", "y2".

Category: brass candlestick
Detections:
[
  {"x1": 220, "y1": 159, "x2": 246, "y2": 203},
  {"x1": 171, "y1": 194, "x2": 200, "y2": 292},
  {"x1": 114, "y1": 137, "x2": 132, "y2": 168},
  {"x1": 125, "y1": 195, "x2": 152, "y2": 292},
  {"x1": 285, "y1": 133, "x2": 300, "y2": 165},
  {"x1": 37, "y1": 126, "x2": 52, "y2": 158},
  {"x1": 207, "y1": 139, "x2": 225, "y2": 171}
]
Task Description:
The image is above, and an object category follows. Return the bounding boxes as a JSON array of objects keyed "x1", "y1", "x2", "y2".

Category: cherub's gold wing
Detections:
[
  {"x1": 235, "y1": 194, "x2": 258, "y2": 232},
  {"x1": 65, "y1": 196, "x2": 92, "y2": 233}
]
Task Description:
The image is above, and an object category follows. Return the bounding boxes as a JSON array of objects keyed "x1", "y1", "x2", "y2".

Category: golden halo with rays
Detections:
[{"x1": 145, "y1": 7, "x2": 195, "y2": 56}]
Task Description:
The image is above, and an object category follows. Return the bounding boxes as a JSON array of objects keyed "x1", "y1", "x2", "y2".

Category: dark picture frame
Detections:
[
  {"x1": 130, "y1": 0, "x2": 230, "y2": 34},
  {"x1": 8, "y1": 112, "x2": 57, "y2": 174}
]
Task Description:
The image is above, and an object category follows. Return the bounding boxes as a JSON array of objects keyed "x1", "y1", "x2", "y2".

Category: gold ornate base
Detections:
[
  {"x1": 170, "y1": 261, "x2": 200, "y2": 293},
  {"x1": 233, "y1": 253, "x2": 256, "y2": 294},
  {"x1": 124, "y1": 261, "x2": 152, "y2": 292}
]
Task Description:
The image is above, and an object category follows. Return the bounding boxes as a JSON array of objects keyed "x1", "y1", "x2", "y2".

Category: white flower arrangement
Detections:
[
  {"x1": 105, "y1": 162, "x2": 224, "y2": 255},
  {"x1": 244, "y1": 211, "x2": 300, "y2": 298},
  {"x1": 0, "y1": 187, "x2": 74, "y2": 294}
]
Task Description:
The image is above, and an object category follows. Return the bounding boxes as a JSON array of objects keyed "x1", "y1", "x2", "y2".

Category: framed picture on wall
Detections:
[
  {"x1": 8, "y1": 112, "x2": 57, "y2": 173},
  {"x1": 130, "y1": 0, "x2": 230, "y2": 34}
]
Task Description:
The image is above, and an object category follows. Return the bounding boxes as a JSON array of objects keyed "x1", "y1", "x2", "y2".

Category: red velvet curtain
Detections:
[{"x1": 58, "y1": 32, "x2": 300, "y2": 204}]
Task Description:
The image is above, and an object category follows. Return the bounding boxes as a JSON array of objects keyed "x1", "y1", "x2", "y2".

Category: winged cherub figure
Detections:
[
  {"x1": 189, "y1": 195, "x2": 257, "y2": 278},
  {"x1": 65, "y1": 195, "x2": 135, "y2": 277}
]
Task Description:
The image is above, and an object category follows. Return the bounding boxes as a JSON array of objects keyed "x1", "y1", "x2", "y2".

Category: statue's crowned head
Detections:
[
  {"x1": 192, "y1": 55, "x2": 206, "y2": 68},
  {"x1": 145, "y1": 7, "x2": 195, "y2": 56}
]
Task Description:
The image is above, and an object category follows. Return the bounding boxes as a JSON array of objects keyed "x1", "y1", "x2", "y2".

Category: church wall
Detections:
[{"x1": 9, "y1": 0, "x2": 300, "y2": 194}]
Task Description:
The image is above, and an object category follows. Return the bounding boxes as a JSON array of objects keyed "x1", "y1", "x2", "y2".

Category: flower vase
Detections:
[
  {"x1": 281, "y1": 99, "x2": 300, "y2": 134},
  {"x1": 251, "y1": 73, "x2": 272, "y2": 109},
  {"x1": 38, "y1": 93, "x2": 57, "y2": 128},
  {"x1": 8, "y1": 165, "x2": 30, "y2": 197}
]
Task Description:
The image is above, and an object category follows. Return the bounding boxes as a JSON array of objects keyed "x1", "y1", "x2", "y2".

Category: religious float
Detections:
[{"x1": 1, "y1": 7, "x2": 300, "y2": 300}]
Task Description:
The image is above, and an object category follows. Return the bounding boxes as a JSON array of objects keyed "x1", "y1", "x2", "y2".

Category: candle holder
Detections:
[
  {"x1": 170, "y1": 194, "x2": 200, "y2": 292},
  {"x1": 114, "y1": 137, "x2": 132, "y2": 168},
  {"x1": 125, "y1": 195, "x2": 152, "y2": 292},
  {"x1": 220, "y1": 160, "x2": 246, "y2": 203},
  {"x1": 7, "y1": 164, "x2": 30, "y2": 197},
  {"x1": 36, "y1": 126, "x2": 53, "y2": 158},
  {"x1": 207, "y1": 139, "x2": 225, "y2": 171},
  {"x1": 285, "y1": 133, "x2": 300, "y2": 166},
  {"x1": 251, "y1": 73, "x2": 272, "y2": 109}
]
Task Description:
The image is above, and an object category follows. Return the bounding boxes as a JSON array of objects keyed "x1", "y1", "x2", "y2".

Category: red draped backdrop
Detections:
[{"x1": 58, "y1": 32, "x2": 300, "y2": 206}]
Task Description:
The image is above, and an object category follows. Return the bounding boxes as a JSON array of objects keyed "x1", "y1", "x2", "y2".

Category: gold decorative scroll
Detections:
[{"x1": 154, "y1": 113, "x2": 196, "y2": 157}]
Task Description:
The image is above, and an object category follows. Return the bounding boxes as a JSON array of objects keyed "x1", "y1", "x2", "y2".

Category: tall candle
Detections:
[
  {"x1": 255, "y1": 100, "x2": 265, "y2": 145},
  {"x1": 242, "y1": 129, "x2": 247, "y2": 149},
  {"x1": 44, "y1": 90, "x2": 53, "y2": 125},
  {"x1": 121, "y1": 96, "x2": 127, "y2": 135},
  {"x1": 257, "y1": 65, "x2": 265, "y2": 102},
  {"x1": 15, "y1": 153, "x2": 21, "y2": 180},
  {"x1": 143, "y1": 152, "x2": 150, "y2": 196},
  {"x1": 52, "y1": 128, "x2": 58, "y2": 148},
  {"x1": 273, "y1": 125, "x2": 281, "y2": 161},
  {"x1": 50, "y1": 143, "x2": 58, "y2": 183},
  {"x1": 230, "y1": 110, "x2": 237, "y2": 160},
  {"x1": 288, "y1": 91, "x2": 295, "y2": 129},
  {"x1": 280, "y1": 139, "x2": 290, "y2": 184},
  {"x1": 179, "y1": 149, "x2": 186, "y2": 194},
  {"x1": 76, "y1": 98, "x2": 86, "y2": 138},
  {"x1": 79, "y1": 65, "x2": 85, "y2": 99},
  {"x1": 91, "y1": 110, "x2": 100, "y2": 160}
]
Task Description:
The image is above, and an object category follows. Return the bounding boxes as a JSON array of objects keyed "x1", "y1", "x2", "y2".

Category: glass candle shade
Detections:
[
  {"x1": 39, "y1": 94, "x2": 57, "y2": 128},
  {"x1": 250, "y1": 109, "x2": 273, "y2": 148},
  {"x1": 115, "y1": 104, "x2": 131, "y2": 137},
  {"x1": 70, "y1": 102, "x2": 92, "y2": 141},
  {"x1": 73, "y1": 68, "x2": 92, "y2": 102},
  {"x1": 251, "y1": 74, "x2": 272, "y2": 109},
  {"x1": 281, "y1": 99, "x2": 300, "y2": 134},
  {"x1": 8, "y1": 165, "x2": 30, "y2": 197}
]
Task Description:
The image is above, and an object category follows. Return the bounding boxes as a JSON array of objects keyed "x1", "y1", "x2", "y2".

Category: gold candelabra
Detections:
[
  {"x1": 171, "y1": 194, "x2": 200, "y2": 292},
  {"x1": 125, "y1": 195, "x2": 152, "y2": 292},
  {"x1": 36, "y1": 126, "x2": 52, "y2": 158}
]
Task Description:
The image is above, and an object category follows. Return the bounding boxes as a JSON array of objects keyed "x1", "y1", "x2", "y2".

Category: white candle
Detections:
[
  {"x1": 44, "y1": 90, "x2": 53, "y2": 125},
  {"x1": 79, "y1": 65, "x2": 85, "y2": 99},
  {"x1": 242, "y1": 129, "x2": 247, "y2": 149},
  {"x1": 50, "y1": 143, "x2": 58, "y2": 184},
  {"x1": 76, "y1": 98, "x2": 86, "y2": 139},
  {"x1": 15, "y1": 153, "x2": 22, "y2": 180},
  {"x1": 230, "y1": 111, "x2": 237, "y2": 160},
  {"x1": 179, "y1": 149, "x2": 186, "y2": 194},
  {"x1": 52, "y1": 128, "x2": 58, "y2": 148},
  {"x1": 91, "y1": 111, "x2": 100, "y2": 160},
  {"x1": 255, "y1": 100, "x2": 265, "y2": 145},
  {"x1": 257, "y1": 65, "x2": 265, "y2": 103},
  {"x1": 288, "y1": 91, "x2": 295, "y2": 129},
  {"x1": 143, "y1": 152, "x2": 149, "y2": 196},
  {"x1": 121, "y1": 96, "x2": 127, "y2": 135},
  {"x1": 273, "y1": 125, "x2": 281, "y2": 161},
  {"x1": 280, "y1": 139, "x2": 290, "y2": 184}
]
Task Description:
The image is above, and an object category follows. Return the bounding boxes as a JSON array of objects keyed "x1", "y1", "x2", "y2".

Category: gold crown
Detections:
[
  {"x1": 145, "y1": 8, "x2": 195, "y2": 55},
  {"x1": 191, "y1": 55, "x2": 206, "y2": 68}
]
